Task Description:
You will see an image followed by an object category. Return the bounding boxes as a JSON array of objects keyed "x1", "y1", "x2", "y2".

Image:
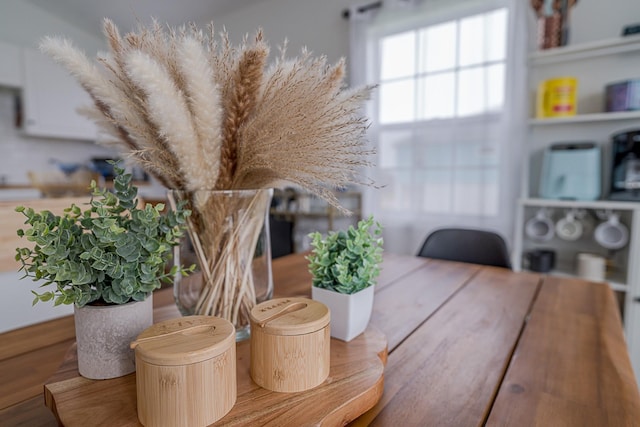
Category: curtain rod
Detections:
[{"x1": 342, "y1": 1, "x2": 382, "y2": 19}]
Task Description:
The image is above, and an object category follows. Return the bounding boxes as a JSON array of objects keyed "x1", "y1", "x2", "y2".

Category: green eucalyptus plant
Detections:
[
  {"x1": 15, "y1": 164, "x2": 193, "y2": 307},
  {"x1": 307, "y1": 216, "x2": 383, "y2": 295}
]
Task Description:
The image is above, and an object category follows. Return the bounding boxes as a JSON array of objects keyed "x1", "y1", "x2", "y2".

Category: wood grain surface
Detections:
[
  {"x1": 0, "y1": 315, "x2": 75, "y2": 410},
  {"x1": 250, "y1": 298, "x2": 330, "y2": 392},
  {"x1": 2, "y1": 253, "x2": 639, "y2": 426},
  {"x1": 486, "y1": 275, "x2": 640, "y2": 426},
  {"x1": 355, "y1": 266, "x2": 542, "y2": 426}
]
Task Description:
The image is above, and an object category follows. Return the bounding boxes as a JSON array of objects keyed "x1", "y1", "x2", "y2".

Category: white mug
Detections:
[
  {"x1": 525, "y1": 209, "x2": 555, "y2": 242},
  {"x1": 576, "y1": 253, "x2": 606, "y2": 282},
  {"x1": 594, "y1": 214, "x2": 629, "y2": 250},
  {"x1": 555, "y1": 211, "x2": 583, "y2": 241}
]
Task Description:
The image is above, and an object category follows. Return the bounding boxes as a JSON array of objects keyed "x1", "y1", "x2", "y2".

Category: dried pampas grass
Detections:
[{"x1": 39, "y1": 19, "x2": 374, "y2": 206}]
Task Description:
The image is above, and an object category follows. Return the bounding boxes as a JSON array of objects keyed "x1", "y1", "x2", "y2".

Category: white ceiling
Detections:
[{"x1": 24, "y1": 0, "x2": 270, "y2": 39}]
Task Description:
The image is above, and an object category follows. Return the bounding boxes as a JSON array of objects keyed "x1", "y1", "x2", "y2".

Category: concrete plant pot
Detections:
[
  {"x1": 311, "y1": 286, "x2": 374, "y2": 342},
  {"x1": 74, "y1": 295, "x2": 153, "y2": 379}
]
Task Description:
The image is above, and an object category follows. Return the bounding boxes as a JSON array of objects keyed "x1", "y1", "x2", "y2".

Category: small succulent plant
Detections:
[{"x1": 307, "y1": 216, "x2": 383, "y2": 295}]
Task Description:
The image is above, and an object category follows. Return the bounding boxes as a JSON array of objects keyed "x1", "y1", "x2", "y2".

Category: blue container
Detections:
[
  {"x1": 605, "y1": 79, "x2": 640, "y2": 112},
  {"x1": 540, "y1": 142, "x2": 601, "y2": 201}
]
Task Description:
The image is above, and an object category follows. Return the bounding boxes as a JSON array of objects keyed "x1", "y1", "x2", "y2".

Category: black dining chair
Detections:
[{"x1": 417, "y1": 228, "x2": 512, "y2": 269}]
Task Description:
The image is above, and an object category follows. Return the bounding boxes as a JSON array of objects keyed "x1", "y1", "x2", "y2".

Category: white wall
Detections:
[
  {"x1": 0, "y1": 0, "x2": 115, "y2": 186},
  {"x1": 0, "y1": 1, "x2": 103, "y2": 52},
  {"x1": 212, "y1": 0, "x2": 354, "y2": 69},
  {"x1": 570, "y1": 0, "x2": 640, "y2": 44}
]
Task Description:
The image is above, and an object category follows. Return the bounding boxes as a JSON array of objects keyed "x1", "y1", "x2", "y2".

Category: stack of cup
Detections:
[{"x1": 576, "y1": 253, "x2": 606, "y2": 282}]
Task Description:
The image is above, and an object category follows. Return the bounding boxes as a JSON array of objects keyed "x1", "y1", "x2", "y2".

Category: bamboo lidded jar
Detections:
[
  {"x1": 131, "y1": 316, "x2": 236, "y2": 427},
  {"x1": 250, "y1": 297, "x2": 330, "y2": 392}
]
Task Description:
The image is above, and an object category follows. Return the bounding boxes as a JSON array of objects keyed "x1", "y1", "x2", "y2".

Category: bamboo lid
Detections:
[
  {"x1": 131, "y1": 316, "x2": 235, "y2": 366},
  {"x1": 250, "y1": 297, "x2": 330, "y2": 336}
]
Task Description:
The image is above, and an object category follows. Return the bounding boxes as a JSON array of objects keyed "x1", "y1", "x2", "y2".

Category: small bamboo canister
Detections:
[
  {"x1": 250, "y1": 297, "x2": 330, "y2": 392},
  {"x1": 131, "y1": 316, "x2": 236, "y2": 427}
]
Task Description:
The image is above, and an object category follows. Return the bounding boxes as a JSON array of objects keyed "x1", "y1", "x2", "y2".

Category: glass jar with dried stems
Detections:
[{"x1": 169, "y1": 189, "x2": 273, "y2": 340}]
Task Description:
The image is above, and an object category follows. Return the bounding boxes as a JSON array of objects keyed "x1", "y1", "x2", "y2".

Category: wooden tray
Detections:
[{"x1": 44, "y1": 325, "x2": 387, "y2": 426}]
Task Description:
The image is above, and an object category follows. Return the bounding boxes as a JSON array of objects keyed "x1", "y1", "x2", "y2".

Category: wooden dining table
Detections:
[{"x1": 1, "y1": 252, "x2": 639, "y2": 426}]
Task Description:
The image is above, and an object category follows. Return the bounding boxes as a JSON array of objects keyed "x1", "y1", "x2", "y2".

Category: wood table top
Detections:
[{"x1": 1, "y1": 252, "x2": 639, "y2": 426}]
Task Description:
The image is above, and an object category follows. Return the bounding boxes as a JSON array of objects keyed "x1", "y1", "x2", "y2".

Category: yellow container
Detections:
[
  {"x1": 536, "y1": 77, "x2": 578, "y2": 118},
  {"x1": 250, "y1": 297, "x2": 330, "y2": 392},
  {"x1": 131, "y1": 316, "x2": 236, "y2": 427}
]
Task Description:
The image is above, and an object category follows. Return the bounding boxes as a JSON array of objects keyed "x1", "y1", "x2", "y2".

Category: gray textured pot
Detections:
[{"x1": 74, "y1": 295, "x2": 153, "y2": 380}]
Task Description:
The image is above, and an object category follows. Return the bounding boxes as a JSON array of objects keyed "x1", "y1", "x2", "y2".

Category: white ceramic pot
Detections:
[
  {"x1": 74, "y1": 295, "x2": 153, "y2": 379},
  {"x1": 311, "y1": 286, "x2": 374, "y2": 342}
]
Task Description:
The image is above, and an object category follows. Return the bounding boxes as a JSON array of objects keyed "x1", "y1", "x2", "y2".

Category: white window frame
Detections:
[{"x1": 367, "y1": 1, "x2": 511, "y2": 223}]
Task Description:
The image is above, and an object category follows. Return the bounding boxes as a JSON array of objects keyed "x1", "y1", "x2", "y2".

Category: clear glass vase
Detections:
[{"x1": 168, "y1": 189, "x2": 274, "y2": 341}]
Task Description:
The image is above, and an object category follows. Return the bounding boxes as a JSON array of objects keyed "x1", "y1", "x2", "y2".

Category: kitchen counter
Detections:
[
  {"x1": 0, "y1": 184, "x2": 33, "y2": 189},
  {"x1": 0, "y1": 180, "x2": 156, "y2": 202},
  {"x1": 0, "y1": 187, "x2": 41, "y2": 201}
]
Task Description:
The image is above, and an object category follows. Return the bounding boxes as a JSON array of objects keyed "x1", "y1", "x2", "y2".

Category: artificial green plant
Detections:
[
  {"x1": 307, "y1": 216, "x2": 383, "y2": 295},
  {"x1": 15, "y1": 164, "x2": 192, "y2": 307}
]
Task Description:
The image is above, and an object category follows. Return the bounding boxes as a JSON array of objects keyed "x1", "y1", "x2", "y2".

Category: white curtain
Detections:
[{"x1": 349, "y1": 0, "x2": 529, "y2": 255}]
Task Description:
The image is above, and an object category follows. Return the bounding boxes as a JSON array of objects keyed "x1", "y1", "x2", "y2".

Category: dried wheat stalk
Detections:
[{"x1": 40, "y1": 19, "x2": 375, "y2": 331}]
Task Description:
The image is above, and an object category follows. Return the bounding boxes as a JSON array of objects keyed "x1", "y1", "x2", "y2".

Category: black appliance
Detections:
[{"x1": 610, "y1": 129, "x2": 640, "y2": 201}]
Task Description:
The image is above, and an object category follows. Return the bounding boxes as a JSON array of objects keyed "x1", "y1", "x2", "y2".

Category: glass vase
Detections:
[{"x1": 168, "y1": 189, "x2": 274, "y2": 341}]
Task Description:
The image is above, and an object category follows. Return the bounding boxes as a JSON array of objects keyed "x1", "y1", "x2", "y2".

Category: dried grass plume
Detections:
[{"x1": 39, "y1": 20, "x2": 375, "y2": 209}]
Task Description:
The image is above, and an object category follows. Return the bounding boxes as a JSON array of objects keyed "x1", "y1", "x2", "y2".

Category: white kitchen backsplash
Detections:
[{"x1": 0, "y1": 87, "x2": 116, "y2": 184}]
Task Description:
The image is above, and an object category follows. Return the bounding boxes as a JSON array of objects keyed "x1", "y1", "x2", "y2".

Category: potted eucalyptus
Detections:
[
  {"x1": 15, "y1": 164, "x2": 192, "y2": 379},
  {"x1": 307, "y1": 216, "x2": 383, "y2": 342}
]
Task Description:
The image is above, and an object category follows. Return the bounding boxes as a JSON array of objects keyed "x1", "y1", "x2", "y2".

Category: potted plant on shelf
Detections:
[
  {"x1": 307, "y1": 216, "x2": 383, "y2": 342},
  {"x1": 15, "y1": 164, "x2": 192, "y2": 379}
]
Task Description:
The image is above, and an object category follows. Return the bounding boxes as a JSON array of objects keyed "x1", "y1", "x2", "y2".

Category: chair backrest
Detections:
[{"x1": 417, "y1": 228, "x2": 512, "y2": 269}]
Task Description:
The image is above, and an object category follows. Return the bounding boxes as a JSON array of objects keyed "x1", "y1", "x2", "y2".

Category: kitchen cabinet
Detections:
[
  {"x1": 22, "y1": 48, "x2": 97, "y2": 141},
  {"x1": 513, "y1": 34, "x2": 640, "y2": 381},
  {"x1": 0, "y1": 41, "x2": 22, "y2": 87}
]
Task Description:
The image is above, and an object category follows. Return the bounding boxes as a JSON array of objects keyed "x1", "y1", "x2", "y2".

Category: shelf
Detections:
[
  {"x1": 270, "y1": 209, "x2": 362, "y2": 218},
  {"x1": 519, "y1": 198, "x2": 640, "y2": 211},
  {"x1": 529, "y1": 34, "x2": 640, "y2": 65},
  {"x1": 550, "y1": 270, "x2": 626, "y2": 292},
  {"x1": 525, "y1": 268, "x2": 628, "y2": 292},
  {"x1": 529, "y1": 110, "x2": 640, "y2": 126}
]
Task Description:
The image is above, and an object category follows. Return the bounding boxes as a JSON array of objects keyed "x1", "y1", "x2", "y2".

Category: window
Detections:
[{"x1": 375, "y1": 7, "x2": 508, "y2": 217}]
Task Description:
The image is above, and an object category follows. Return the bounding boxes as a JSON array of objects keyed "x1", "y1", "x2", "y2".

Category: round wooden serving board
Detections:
[{"x1": 44, "y1": 325, "x2": 387, "y2": 426}]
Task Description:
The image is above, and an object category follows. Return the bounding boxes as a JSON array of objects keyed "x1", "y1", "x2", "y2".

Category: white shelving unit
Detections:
[
  {"x1": 513, "y1": 198, "x2": 639, "y2": 291},
  {"x1": 529, "y1": 34, "x2": 640, "y2": 64},
  {"x1": 529, "y1": 110, "x2": 640, "y2": 125},
  {"x1": 516, "y1": 35, "x2": 640, "y2": 381}
]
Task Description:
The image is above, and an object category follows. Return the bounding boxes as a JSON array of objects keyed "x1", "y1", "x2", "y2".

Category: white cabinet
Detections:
[
  {"x1": 0, "y1": 41, "x2": 22, "y2": 87},
  {"x1": 514, "y1": 35, "x2": 640, "y2": 381},
  {"x1": 22, "y1": 48, "x2": 96, "y2": 141}
]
